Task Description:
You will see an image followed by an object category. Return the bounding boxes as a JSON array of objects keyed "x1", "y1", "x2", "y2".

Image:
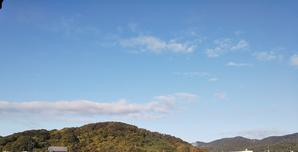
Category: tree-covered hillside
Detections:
[
  {"x1": 0, "y1": 122, "x2": 204, "y2": 152},
  {"x1": 194, "y1": 133, "x2": 298, "y2": 152}
]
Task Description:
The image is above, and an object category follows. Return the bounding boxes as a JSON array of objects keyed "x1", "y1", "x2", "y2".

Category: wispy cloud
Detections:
[
  {"x1": 214, "y1": 92, "x2": 227, "y2": 101},
  {"x1": 48, "y1": 16, "x2": 101, "y2": 40},
  {"x1": 254, "y1": 51, "x2": 283, "y2": 61},
  {"x1": 208, "y1": 78, "x2": 219, "y2": 82},
  {"x1": 0, "y1": 100, "x2": 160, "y2": 115},
  {"x1": 0, "y1": 93, "x2": 198, "y2": 121},
  {"x1": 119, "y1": 35, "x2": 197, "y2": 54},
  {"x1": 174, "y1": 72, "x2": 219, "y2": 82},
  {"x1": 206, "y1": 38, "x2": 249, "y2": 58},
  {"x1": 290, "y1": 54, "x2": 298, "y2": 66},
  {"x1": 226, "y1": 62, "x2": 253, "y2": 67},
  {"x1": 234, "y1": 30, "x2": 246, "y2": 36},
  {"x1": 174, "y1": 72, "x2": 210, "y2": 78},
  {"x1": 170, "y1": 92, "x2": 199, "y2": 102}
]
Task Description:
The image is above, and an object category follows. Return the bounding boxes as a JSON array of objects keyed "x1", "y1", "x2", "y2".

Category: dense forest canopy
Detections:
[{"x1": 0, "y1": 122, "x2": 205, "y2": 152}]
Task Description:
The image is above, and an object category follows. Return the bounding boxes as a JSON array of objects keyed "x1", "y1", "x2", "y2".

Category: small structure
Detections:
[{"x1": 48, "y1": 146, "x2": 67, "y2": 152}]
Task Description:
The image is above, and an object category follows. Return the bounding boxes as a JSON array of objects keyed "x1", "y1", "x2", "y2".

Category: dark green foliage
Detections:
[{"x1": 0, "y1": 122, "x2": 203, "y2": 152}]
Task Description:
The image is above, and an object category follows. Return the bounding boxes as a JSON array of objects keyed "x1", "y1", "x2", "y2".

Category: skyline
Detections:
[{"x1": 0, "y1": 0, "x2": 298, "y2": 142}]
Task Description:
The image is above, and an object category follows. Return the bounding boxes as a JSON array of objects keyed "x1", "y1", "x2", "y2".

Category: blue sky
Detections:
[{"x1": 0, "y1": 0, "x2": 298, "y2": 142}]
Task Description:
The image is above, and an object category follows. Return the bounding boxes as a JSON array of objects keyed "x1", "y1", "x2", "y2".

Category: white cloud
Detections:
[
  {"x1": 119, "y1": 35, "x2": 197, "y2": 54},
  {"x1": 127, "y1": 23, "x2": 139, "y2": 33},
  {"x1": 254, "y1": 51, "x2": 283, "y2": 61},
  {"x1": 174, "y1": 72, "x2": 219, "y2": 83},
  {"x1": 0, "y1": 93, "x2": 198, "y2": 120},
  {"x1": 214, "y1": 92, "x2": 227, "y2": 100},
  {"x1": 48, "y1": 16, "x2": 100, "y2": 39},
  {"x1": 126, "y1": 113, "x2": 164, "y2": 120},
  {"x1": 290, "y1": 54, "x2": 298, "y2": 66},
  {"x1": 231, "y1": 40, "x2": 249, "y2": 50},
  {"x1": 226, "y1": 62, "x2": 253, "y2": 67},
  {"x1": 234, "y1": 30, "x2": 245, "y2": 36},
  {"x1": 0, "y1": 100, "x2": 156, "y2": 115},
  {"x1": 153, "y1": 93, "x2": 198, "y2": 104},
  {"x1": 174, "y1": 72, "x2": 210, "y2": 78},
  {"x1": 61, "y1": 117, "x2": 94, "y2": 124},
  {"x1": 174, "y1": 92, "x2": 199, "y2": 102},
  {"x1": 206, "y1": 39, "x2": 249, "y2": 58},
  {"x1": 208, "y1": 78, "x2": 219, "y2": 82}
]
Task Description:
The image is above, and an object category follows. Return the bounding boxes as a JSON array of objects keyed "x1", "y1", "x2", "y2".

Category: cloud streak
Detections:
[
  {"x1": 226, "y1": 62, "x2": 253, "y2": 67},
  {"x1": 206, "y1": 39, "x2": 249, "y2": 58},
  {"x1": 174, "y1": 72, "x2": 219, "y2": 82},
  {"x1": 214, "y1": 92, "x2": 227, "y2": 101},
  {"x1": 0, "y1": 93, "x2": 198, "y2": 120},
  {"x1": 0, "y1": 100, "x2": 162, "y2": 115},
  {"x1": 119, "y1": 35, "x2": 197, "y2": 54},
  {"x1": 254, "y1": 51, "x2": 283, "y2": 61},
  {"x1": 290, "y1": 54, "x2": 298, "y2": 66}
]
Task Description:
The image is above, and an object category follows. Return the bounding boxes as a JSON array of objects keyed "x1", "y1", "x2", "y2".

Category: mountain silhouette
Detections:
[{"x1": 194, "y1": 133, "x2": 298, "y2": 152}]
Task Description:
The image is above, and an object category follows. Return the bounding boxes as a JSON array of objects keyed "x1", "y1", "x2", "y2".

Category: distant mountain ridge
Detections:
[
  {"x1": 194, "y1": 133, "x2": 298, "y2": 152},
  {"x1": 0, "y1": 121, "x2": 204, "y2": 152}
]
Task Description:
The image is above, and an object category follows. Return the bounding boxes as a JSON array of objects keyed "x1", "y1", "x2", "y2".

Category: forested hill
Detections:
[
  {"x1": 0, "y1": 122, "x2": 204, "y2": 152},
  {"x1": 194, "y1": 133, "x2": 298, "y2": 152}
]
